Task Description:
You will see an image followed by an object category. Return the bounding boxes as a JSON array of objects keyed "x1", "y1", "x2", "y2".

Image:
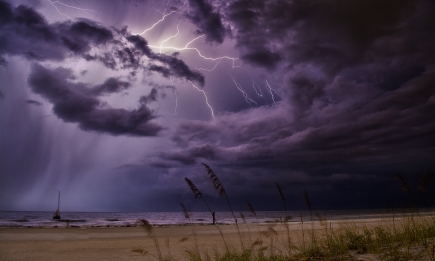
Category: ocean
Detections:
[{"x1": 1, "y1": 209, "x2": 430, "y2": 228}]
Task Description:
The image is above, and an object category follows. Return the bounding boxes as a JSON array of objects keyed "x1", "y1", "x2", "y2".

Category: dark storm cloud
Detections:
[
  {"x1": 169, "y1": 72, "x2": 435, "y2": 168},
  {"x1": 13, "y1": 0, "x2": 42, "y2": 8},
  {"x1": 97, "y1": 53, "x2": 118, "y2": 70},
  {"x1": 59, "y1": 20, "x2": 113, "y2": 55},
  {"x1": 151, "y1": 54, "x2": 205, "y2": 86},
  {"x1": 66, "y1": 20, "x2": 113, "y2": 45},
  {"x1": 160, "y1": 144, "x2": 222, "y2": 165},
  {"x1": 0, "y1": 1, "x2": 114, "y2": 62},
  {"x1": 226, "y1": 0, "x2": 434, "y2": 73},
  {"x1": 148, "y1": 65, "x2": 171, "y2": 78},
  {"x1": 0, "y1": 2, "x2": 65, "y2": 61},
  {"x1": 186, "y1": 0, "x2": 227, "y2": 44},
  {"x1": 28, "y1": 64, "x2": 162, "y2": 136},
  {"x1": 126, "y1": 35, "x2": 152, "y2": 56},
  {"x1": 2, "y1": 0, "x2": 434, "y2": 212},
  {"x1": 241, "y1": 50, "x2": 281, "y2": 70},
  {"x1": 115, "y1": 47, "x2": 140, "y2": 70},
  {"x1": 0, "y1": 0, "x2": 207, "y2": 140},
  {"x1": 0, "y1": 56, "x2": 6, "y2": 66},
  {"x1": 126, "y1": 35, "x2": 205, "y2": 86},
  {"x1": 25, "y1": 99, "x2": 43, "y2": 106},
  {"x1": 90, "y1": 77, "x2": 131, "y2": 96},
  {"x1": 0, "y1": 0, "x2": 205, "y2": 86},
  {"x1": 152, "y1": 0, "x2": 435, "y2": 209},
  {"x1": 169, "y1": 71, "x2": 435, "y2": 207}
]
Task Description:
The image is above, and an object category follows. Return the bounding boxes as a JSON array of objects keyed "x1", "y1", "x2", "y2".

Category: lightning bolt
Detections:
[
  {"x1": 135, "y1": 0, "x2": 187, "y2": 36},
  {"x1": 153, "y1": 0, "x2": 172, "y2": 15},
  {"x1": 149, "y1": 35, "x2": 239, "y2": 67},
  {"x1": 194, "y1": 59, "x2": 241, "y2": 72},
  {"x1": 153, "y1": 5, "x2": 166, "y2": 15},
  {"x1": 240, "y1": 68, "x2": 266, "y2": 99},
  {"x1": 159, "y1": 20, "x2": 181, "y2": 53},
  {"x1": 228, "y1": 73, "x2": 257, "y2": 106},
  {"x1": 170, "y1": 78, "x2": 178, "y2": 115},
  {"x1": 252, "y1": 81, "x2": 265, "y2": 99},
  {"x1": 149, "y1": 15, "x2": 223, "y2": 117},
  {"x1": 195, "y1": 59, "x2": 222, "y2": 72},
  {"x1": 148, "y1": 25, "x2": 239, "y2": 115},
  {"x1": 132, "y1": 1, "x2": 245, "y2": 118},
  {"x1": 48, "y1": 0, "x2": 96, "y2": 21},
  {"x1": 310, "y1": 69, "x2": 321, "y2": 79},
  {"x1": 163, "y1": 0, "x2": 172, "y2": 14},
  {"x1": 188, "y1": 81, "x2": 215, "y2": 118},
  {"x1": 263, "y1": 75, "x2": 279, "y2": 104},
  {"x1": 47, "y1": 0, "x2": 274, "y2": 119}
]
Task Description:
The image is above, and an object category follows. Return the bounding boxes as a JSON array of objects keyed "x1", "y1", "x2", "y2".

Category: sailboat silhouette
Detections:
[{"x1": 53, "y1": 191, "x2": 61, "y2": 220}]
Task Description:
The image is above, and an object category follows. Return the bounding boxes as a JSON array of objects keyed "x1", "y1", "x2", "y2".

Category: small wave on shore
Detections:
[{"x1": 1, "y1": 209, "x2": 433, "y2": 228}]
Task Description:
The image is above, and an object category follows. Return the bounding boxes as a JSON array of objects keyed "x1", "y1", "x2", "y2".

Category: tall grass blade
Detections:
[
  {"x1": 185, "y1": 177, "x2": 203, "y2": 199},
  {"x1": 395, "y1": 172, "x2": 419, "y2": 216},
  {"x1": 184, "y1": 175, "x2": 229, "y2": 252},
  {"x1": 240, "y1": 212, "x2": 246, "y2": 223},
  {"x1": 275, "y1": 182, "x2": 287, "y2": 216},
  {"x1": 140, "y1": 219, "x2": 162, "y2": 261},
  {"x1": 276, "y1": 183, "x2": 285, "y2": 201},
  {"x1": 304, "y1": 188, "x2": 312, "y2": 219},
  {"x1": 396, "y1": 172, "x2": 410, "y2": 194},
  {"x1": 417, "y1": 171, "x2": 434, "y2": 221},
  {"x1": 247, "y1": 201, "x2": 256, "y2": 217},
  {"x1": 140, "y1": 219, "x2": 153, "y2": 235},
  {"x1": 202, "y1": 163, "x2": 245, "y2": 251},
  {"x1": 179, "y1": 202, "x2": 200, "y2": 254},
  {"x1": 184, "y1": 177, "x2": 213, "y2": 214},
  {"x1": 247, "y1": 200, "x2": 263, "y2": 245},
  {"x1": 202, "y1": 163, "x2": 226, "y2": 196},
  {"x1": 179, "y1": 202, "x2": 190, "y2": 219}
]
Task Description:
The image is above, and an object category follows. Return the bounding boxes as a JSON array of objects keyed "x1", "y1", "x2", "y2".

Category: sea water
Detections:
[{"x1": 1, "y1": 209, "x2": 432, "y2": 228}]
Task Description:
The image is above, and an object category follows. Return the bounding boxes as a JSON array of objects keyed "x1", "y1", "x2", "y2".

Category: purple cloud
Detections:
[
  {"x1": 186, "y1": 0, "x2": 227, "y2": 44},
  {"x1": 28, "y1": 64, "x2": 162, "y2": 136}
]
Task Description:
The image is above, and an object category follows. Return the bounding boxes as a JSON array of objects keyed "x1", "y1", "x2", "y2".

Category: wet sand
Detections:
[{"x1": 0, "y1": 218, "x2": 395, "y2": 261}]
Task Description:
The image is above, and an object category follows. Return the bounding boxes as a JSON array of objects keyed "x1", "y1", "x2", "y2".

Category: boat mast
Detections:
[{"x1": 53, "y1": 191, "x2": 61, "y2": 219}]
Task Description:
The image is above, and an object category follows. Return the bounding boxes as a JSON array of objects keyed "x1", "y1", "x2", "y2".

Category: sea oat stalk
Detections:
[
  {"x1": 202, "y1": 163, "x2": 245, "y2": 251},
  {"x1": 275, "y1": 183, "x2": 288, "y2": 217},
  {"x1": 184, "y1": 176, "x2": 229, "y2": 251}
]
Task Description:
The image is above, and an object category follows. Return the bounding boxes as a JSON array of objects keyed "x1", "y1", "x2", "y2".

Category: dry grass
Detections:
[{"x1": 137, "y1": 168, "x2": 435, "y2": 261}]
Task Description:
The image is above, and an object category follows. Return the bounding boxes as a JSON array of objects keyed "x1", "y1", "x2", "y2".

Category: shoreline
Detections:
[
  {"x1": 1, "y1": 211, "x2": 432, "y2": 229},
  {"x1": 1, "y1": 216, "x2": 432, "y2": 261}
]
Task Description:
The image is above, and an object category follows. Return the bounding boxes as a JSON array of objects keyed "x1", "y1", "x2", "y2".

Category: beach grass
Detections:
[
  {"x1": 137, "y1": 168, "x2": 435, "y2": 261},
  {"x1": 137, "y1": 214, "x2": 435, "y2": 261}
]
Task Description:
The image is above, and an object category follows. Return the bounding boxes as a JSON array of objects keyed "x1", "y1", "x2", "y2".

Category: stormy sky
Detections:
[{"x1": 1, "y1": 0, "x2": 434, "y2": 212}]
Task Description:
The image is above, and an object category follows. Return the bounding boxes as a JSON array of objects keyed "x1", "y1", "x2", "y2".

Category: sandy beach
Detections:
[
  {"x1": 1, "y1": 225, "x2": 237, "y2": 261},
  {"x1": 0, "y1": 218, "x2": 396, "y2": 261}
]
